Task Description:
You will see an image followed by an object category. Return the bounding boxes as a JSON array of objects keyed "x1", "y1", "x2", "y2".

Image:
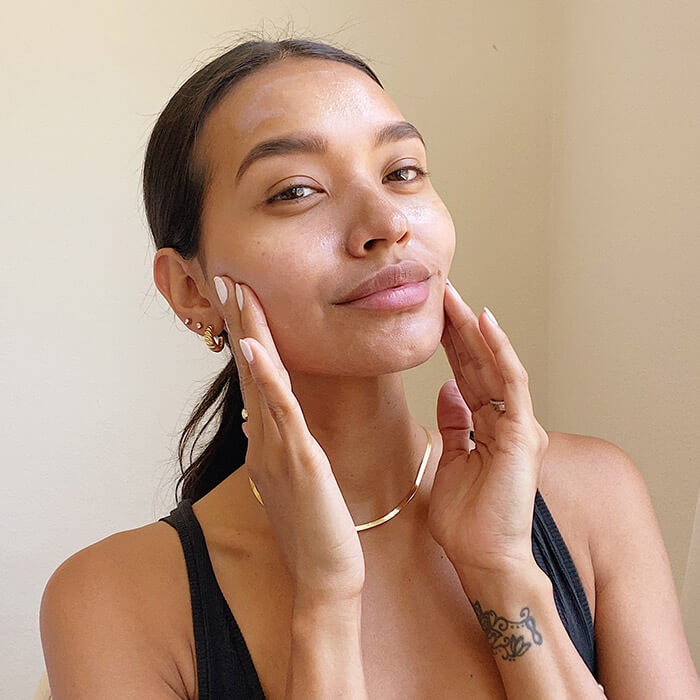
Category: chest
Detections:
[
  {"x1": 183, "y1": 509, "x2": 595, "y2": 700},
  {"x1": 199, "y1": 535, "x2": 508, "y2": 699}
]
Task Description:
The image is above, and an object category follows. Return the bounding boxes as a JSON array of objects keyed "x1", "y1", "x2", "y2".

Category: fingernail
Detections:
[
  {"x1": 483, "y1": 306, "x2": 498, "y2": 326},
  {"x1": 446, "y1": 278, "x2": 452, "y2": 287},
  {"x1": 447, "y1": 278, "x2": 463, "y2": 301},
  {"x1": 239, "y1": 338, "x2": 254, "y2": 363},
  {"x1": 235, "y1": 283, "x2": 244, "y2": 311},
  {"x1": 214, "y1": 276, "x2": 227, "y2": 304}
]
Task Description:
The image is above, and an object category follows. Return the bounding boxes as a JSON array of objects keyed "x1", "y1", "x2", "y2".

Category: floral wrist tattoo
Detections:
[{"x1": 472, "y1": 600, "x2": 543, "y2": 661}]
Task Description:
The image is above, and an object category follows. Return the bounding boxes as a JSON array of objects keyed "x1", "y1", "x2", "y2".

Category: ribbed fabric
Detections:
[
  {"x1": 160, "y1": 489, "x2": 597, "y2": 698},
  {"x1": 532, "y1": 489, "x2": 597, "y2": 677}
]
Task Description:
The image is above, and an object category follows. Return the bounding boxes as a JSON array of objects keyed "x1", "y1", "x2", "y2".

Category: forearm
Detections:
[
  {"x1": 457, "y1": 563, "x2": 605, "y2": 699},
  {"x1": 286, "y1": 596, "x2": 368, "y2": 700}
]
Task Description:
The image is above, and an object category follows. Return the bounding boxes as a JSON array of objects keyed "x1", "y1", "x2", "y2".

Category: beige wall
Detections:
[
  {"x1": 546, "y1": 0, "x2": 700, "y2": 628},
  {"x1": 407, "y1": 0, "x2": 700, "y2": 671},
  {"x1": 3, "y1": 1, "x2": 697, "y2": 696}
]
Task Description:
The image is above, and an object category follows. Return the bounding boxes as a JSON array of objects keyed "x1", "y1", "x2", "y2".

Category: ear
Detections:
[{"x1": 153, "y1": 248, "x2": 220, "y2": 334}]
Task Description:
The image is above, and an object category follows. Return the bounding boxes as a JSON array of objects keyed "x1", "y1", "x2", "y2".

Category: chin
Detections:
[
  {"x1": 390, "y1": 332, "x2": 443, "y2": 372},
  {"x1": 346, "y1": 327, "x2": 444, "y2": 376}
]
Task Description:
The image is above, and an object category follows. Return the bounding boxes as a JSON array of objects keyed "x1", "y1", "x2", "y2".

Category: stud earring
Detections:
[
  {"x1": 183, "y1": 318, "x2": 192, "y2": 325},
  {"x1": 196, "y1": 322, "x2": 203, "y2": 330}
]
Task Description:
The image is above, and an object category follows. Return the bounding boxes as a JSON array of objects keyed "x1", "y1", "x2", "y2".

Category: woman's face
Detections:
[{"x1": 197, "y1": 57, "x2": 456, "y2": 376}]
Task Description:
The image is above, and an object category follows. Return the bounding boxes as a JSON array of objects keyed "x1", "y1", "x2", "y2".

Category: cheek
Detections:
[
  {"x1": 408, "y1": 195, "x2": 457, "y2": 264},
  {"x1": 431, "y1": 199, "x2": 457, "y2": 264},
  {"x1": 246, "y1": 248, "x2": 325, "y2": 346}
]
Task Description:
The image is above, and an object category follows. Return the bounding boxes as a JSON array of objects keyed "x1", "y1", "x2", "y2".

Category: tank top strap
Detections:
[
  {"x1": 159, "y1": 499, "x2": 266, "y2": 699},
  {"x1": 532, "y1": 489, "x2": 597, "y2": 677}
]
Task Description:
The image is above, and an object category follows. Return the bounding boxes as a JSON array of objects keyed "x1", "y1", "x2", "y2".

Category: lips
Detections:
[{"x1": 335, "y1": 260, "x2": 432, "y2": 304}]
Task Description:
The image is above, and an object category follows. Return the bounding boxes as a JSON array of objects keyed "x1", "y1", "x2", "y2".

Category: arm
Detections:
[
  {"x1": 40, "y1": 538, "x2": 189, "y2": 700},
  {"x1": 286, "y1": 595, "x2": 367, "y2": 699},
  {"x1": 457, "y1": 562, "x2": 605, "y2": 700},
  {"x1": 458, "y1": 434, "x2": 700, "y2": 700}
]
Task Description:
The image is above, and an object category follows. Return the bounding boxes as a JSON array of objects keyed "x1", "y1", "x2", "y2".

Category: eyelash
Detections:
[{"x1": 265, "y1": 165, "x2": 430, "y2": 205}]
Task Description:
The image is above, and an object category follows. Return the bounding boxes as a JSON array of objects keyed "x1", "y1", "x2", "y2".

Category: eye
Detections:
[
  {"x1": 266, "y1": 183, "x2": 317, "y2": 204},
  {"x1": 385, "y1": 165, "x2": 429, "y2": 183},
  {"x1": 265, "y1": 165, "x2": 430, "y2": 205}
]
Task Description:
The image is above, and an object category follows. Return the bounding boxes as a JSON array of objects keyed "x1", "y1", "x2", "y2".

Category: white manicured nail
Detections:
[
  {"x1": 214, "y1": 276, "x2": 227, "y2": 304},
  {"x1": 483, "y1": 306, "x2": 499, "y2": 326},
  {"x1": 235, "y1": 283, "x2": 244, "y2": 311},
  {"x1": 447, "y1": 278, "x2": 463, "y2": 301},
  {"x1": 239, "y1": 338, "x2": 253, "y2": 363}
]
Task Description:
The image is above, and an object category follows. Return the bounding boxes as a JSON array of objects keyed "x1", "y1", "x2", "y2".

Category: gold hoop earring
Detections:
[{"x1": 204, "y1": 324, "x2": 225, "y2": 353}]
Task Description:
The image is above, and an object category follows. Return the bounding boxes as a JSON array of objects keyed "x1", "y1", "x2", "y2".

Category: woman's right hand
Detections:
[{"x1": 212, "y1": 275, "x2": 366, "y2": 604}]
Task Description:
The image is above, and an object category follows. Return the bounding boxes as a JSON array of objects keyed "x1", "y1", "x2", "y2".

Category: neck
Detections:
[{"x1": 248, "y1": 371, "x2": 440, "y2": 531}]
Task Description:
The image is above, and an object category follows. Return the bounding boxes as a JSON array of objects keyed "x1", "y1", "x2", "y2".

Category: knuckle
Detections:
[
  {"x1": 472, "y1": 354, "x2": 489, "y2": 372},
  {"x1": 266, "y1": 397, "x2": 295, "y2": 424},
  {"x1": 504, "y1": 366, "x2": 528, "y2": 385},
  {"x1": 452, "y1": 317, "x2": 472, "y2": 337},
  {"x1": 238, "y1": 372, "x2": 256, "y2": 393}
]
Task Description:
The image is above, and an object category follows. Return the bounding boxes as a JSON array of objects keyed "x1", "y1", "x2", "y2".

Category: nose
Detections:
[{"x1": 343, "y1": 184, "x2": 411, "y2": 257}]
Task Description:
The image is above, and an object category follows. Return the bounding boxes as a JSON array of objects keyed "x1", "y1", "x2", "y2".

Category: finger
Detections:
[
  {"x1": 440, "y1": 318, "x2": 482, "y2": 410},
  {"x1": 444, "y1": 281, "x2": 505, "y2": 404},
  {"x1": 212, "y1": 275, "x2": 263, "y2": 438},
  {"x1": 239, "y1": 338, "x2": 278, "y2": 443},
  {"x1": 441, "y1": 324, "x2": 496, "y2": 458},
  {"x1": 478, "y1": 307, "x2": 535, "y2": 420},
  {"x1": 235, "y1": 281, "x2": 298, "y2": 442},
  {"x1": 446, "y1": 321, "x2": 491, "y2": 409},
  {"x1": 436, "y1": 379, "x2": 473, "y2": 459},
  {"x1": 237, "y1": 283, "x2": 292, "y2": 392},
  {"x1": 238, "y1": 336, "x2": 312, "y2": 453}
]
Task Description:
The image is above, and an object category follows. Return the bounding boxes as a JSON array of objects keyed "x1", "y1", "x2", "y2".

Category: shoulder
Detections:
[
  {"x1": 542, "y1": 430, "x2": 650, "y2": 541},
  {"x1": 544, "y1": 429, "x2": 666, "y2": 590},
  {"x1": 40, "y1": 520, "x2": 195, "y2": 699},
  {"x1": 41, "y1": 520, "x2": 188, "y2": 617}
]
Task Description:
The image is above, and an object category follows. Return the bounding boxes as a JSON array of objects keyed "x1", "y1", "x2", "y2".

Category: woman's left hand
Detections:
[{"x1": 427, "y1": 279, "x2": 550, "y2": 580}]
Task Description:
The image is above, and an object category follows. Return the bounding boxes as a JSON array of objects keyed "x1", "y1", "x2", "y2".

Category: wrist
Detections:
[
  {"x1": 456, "y1": 559, "x2": 551, "y2": 604},
  {"x1": 292, "y1": 594, "x2": 363, "y2": 630},
  {"x1": 287, "y1": 594, "x2": 367, "y2": 700}
]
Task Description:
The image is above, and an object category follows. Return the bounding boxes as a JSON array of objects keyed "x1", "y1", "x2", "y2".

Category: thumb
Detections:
[{"x1": 436, "y1": 380, "x2": 474, "y2": 460}]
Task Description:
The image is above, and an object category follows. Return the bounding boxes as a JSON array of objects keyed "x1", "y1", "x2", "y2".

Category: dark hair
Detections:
[{"x1": 142, "y1": 32, "x2": 384, "y2": 505}]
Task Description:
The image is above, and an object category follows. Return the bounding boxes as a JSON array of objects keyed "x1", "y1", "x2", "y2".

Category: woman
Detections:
[{"x1": 39, "y1": 37, "x2": 700, "y2": 699}]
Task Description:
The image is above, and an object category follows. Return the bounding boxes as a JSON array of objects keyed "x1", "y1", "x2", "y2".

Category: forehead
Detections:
[{"x1": 199, "y1": 58, "x2": 404, "y2": 164}]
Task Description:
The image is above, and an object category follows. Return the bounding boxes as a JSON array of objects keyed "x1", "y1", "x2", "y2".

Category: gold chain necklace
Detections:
[{"x1": 247, "y1": 424, "x2": 433, "y2": 532}]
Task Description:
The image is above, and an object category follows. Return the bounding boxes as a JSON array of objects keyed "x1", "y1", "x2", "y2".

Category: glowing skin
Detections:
[{"x1": 154, "y1": 57, "x2": 457, "y2": 531}]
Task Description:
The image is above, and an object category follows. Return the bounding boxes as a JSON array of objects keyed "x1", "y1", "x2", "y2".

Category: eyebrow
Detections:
[{"x1": 235, "y1": 121, "x2": 426, "y2": 184}]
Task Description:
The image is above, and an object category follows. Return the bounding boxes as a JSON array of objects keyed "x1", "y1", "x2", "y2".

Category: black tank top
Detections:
[{"x1": 159, "y1": 489, "x2": 597, "y2": 699}]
